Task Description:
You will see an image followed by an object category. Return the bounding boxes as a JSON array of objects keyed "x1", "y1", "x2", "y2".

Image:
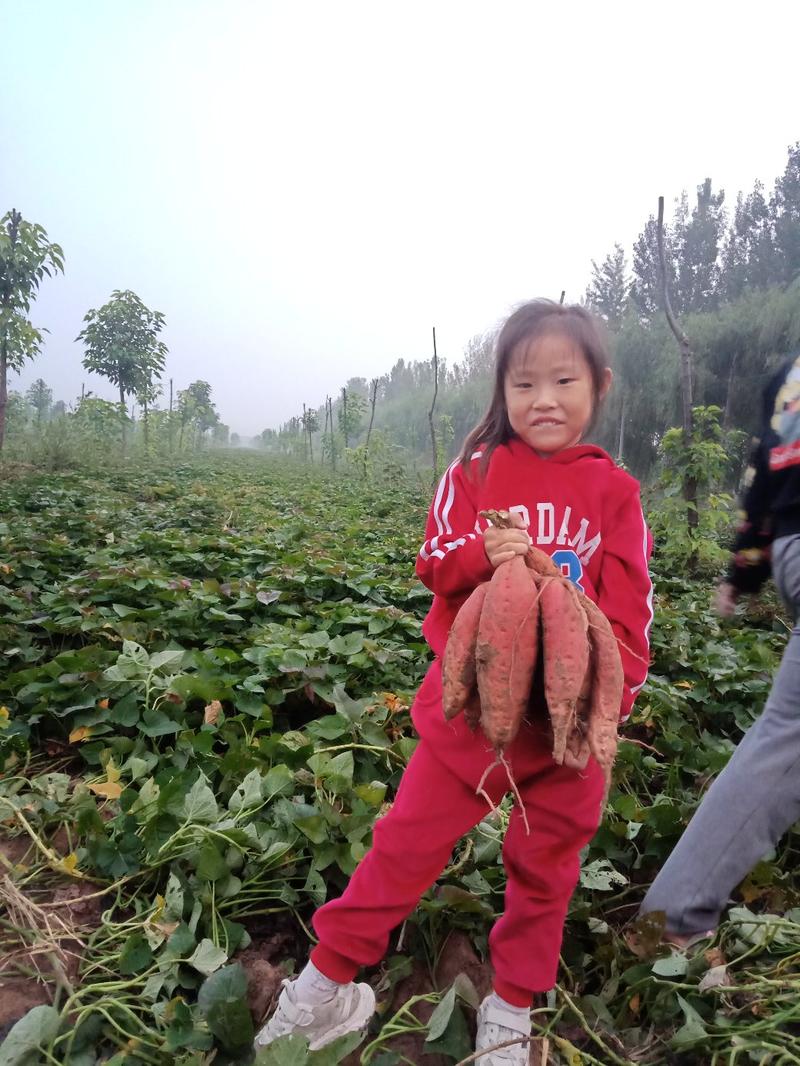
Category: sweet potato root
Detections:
[
  {"x1": 442, "y1": 583, "x2": 488, "y2": 720},
  {"x1": 440, "y1": 506, "x2": 625, "y2": 796},
  {"x1": 581, "y1": 596, "x2": 624, "y2": 788},
  {"x1": 539, "y1": 577, "x2": 589, "y2": 764},
  {"x1": 476, "y1": 557, "x2": 539, "y2": 749},
  {"x1": 525, "y1": 546, "x2": 561, "y2": 578}
]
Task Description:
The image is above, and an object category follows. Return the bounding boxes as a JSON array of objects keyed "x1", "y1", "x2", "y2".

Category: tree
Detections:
[
  {"x1": 135, "y1": 379, "x2": 161, "y2": 452},
  {"x1": 77, "y1": 289, "x2": 167, "y2": 450},
  {"x1": 585, "y1": 244, "x2": 629, "y2": 328},
  {"x1": 657, "y1": 194, "x2": 699, "y2": 565},
  {"x1": 0, "y1": 209, "x2": 64, "y2": 451},
  {"x1": 338, "y1": 387, "x2": 365, "y2": 449},
  {"x1": 212, "y1": 422, "x2": 230, "y2": 446},
  {"x1": 720, "y1": 181, "x2": 776, "y2": 300},
  {"x1": 772, "y1": 142, "x2": 800, "y2": 286},
  {"x1": 632, "y1": 215, "x2": 674, "y2": 319},
  {"x1": 672, "y1": 179, "x2": 726, "y2": 313},
  {"x1": 302, "y1": 405, "x2": 319, "y2": 460},
  {"x1": 26, "y1": 378, "x2": 52, "y2": 425},
  {"x1": 178, "y1": 380, "x2": 216, "y2": 449}
]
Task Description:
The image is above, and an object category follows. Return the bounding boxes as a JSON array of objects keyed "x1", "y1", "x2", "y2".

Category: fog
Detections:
[{"x1": 2, "y1": 0, "x2": 798, "y2": 435}]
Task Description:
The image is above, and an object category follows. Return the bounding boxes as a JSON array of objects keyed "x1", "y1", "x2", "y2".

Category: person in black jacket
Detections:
[{"x1": 641, "y1": 351, "x2": 800, "y2": 945}]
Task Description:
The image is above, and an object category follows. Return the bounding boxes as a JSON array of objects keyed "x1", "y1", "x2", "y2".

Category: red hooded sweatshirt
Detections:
[{"x1": 415, "y1": 438, "x2": 653, "y2": 720}]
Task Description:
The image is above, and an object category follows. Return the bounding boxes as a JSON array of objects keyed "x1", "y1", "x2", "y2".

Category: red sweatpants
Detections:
[{"x1": 311, "y1": 661, "x2": 605, "y2": 1006}]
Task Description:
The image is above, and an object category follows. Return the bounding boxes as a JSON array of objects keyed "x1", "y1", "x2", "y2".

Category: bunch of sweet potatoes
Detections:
[{"x1": 442, "y1": 510, "x2": 624, "y2": 792}]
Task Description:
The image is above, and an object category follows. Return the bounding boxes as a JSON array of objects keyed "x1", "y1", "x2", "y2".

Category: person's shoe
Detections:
[
  {"x1": 475, "y1": 995, "x2": 532, "y2": 1064},
  {"x1": 253, "y1": 976, "x2": 375, "y2": 1052}
]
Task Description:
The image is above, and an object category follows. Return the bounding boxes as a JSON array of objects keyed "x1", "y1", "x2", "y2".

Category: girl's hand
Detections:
[{"x1": 483, "y1": 512, "x2": 532, "y2": 568}]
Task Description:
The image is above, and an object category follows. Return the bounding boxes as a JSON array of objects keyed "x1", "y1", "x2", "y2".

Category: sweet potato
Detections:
[
  {"x1": 539, "y1": 576, "x2": 590, "y2": 764},
  {"x1": 442, "y1": 583, "x2": 489, "y2": 720},
  {"x1": 476, "y1": 557, "x2": 539, "y2": 749},
  {"x1": 581, "y1": 596, "x2": 624, "y2": 788},
  {"x1": 525, "y1": 546, "x2": 561, "y2": 579},
  {"x1": 464, "y1": 689, "x2": 481, "y2": 732}
]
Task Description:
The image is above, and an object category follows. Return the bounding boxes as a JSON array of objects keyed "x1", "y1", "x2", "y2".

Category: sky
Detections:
[{"x1": 2, "y1": 0, "x2": 799, "y2": 437}]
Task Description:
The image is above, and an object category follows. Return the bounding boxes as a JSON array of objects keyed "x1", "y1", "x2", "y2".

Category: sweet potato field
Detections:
[{"x1": 1, "y1": 452, "x2": 799, "y2": 1065}]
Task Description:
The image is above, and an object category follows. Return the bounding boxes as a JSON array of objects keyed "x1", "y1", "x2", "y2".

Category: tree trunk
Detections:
[
  {"x1": 329, "y1": 396, "x2": 336, "y2": 472},
  {"x1": 143, "y1": 399, "x2": 149, "y2": 452},
  {"x1": 616, "y1": 392, "x2": 626, "y2": 462},
  {"x1": 363, "y1": 378, "x2": 378, "y2": 477},
  {"x1": 428, "y1": 326, "x2": 439, "y2": 487},
  {"x1": 119, "y1": 383, "x2": 127, "y2": 452},
  {"x1": 342, "y1": 388, "x2": 349, "y2": 449},
  {"x1": 302, "y1": 403, "x2": 309, "y2": 463},
  {"x1": 0, "y1": 213, "x2": 20, "y2": 454},
  {"x1": 657, "y1": 195, "x2": 698, "y2": 558},
  {"x1": 723, "y1": 349, "x2": 740, "y2": 429},
  {"x1": 169, "y1": 378, "x2": 174, "y2": 453},
  {"x1": 0, "y1": 342, "x2": 7, "y2": 453}
]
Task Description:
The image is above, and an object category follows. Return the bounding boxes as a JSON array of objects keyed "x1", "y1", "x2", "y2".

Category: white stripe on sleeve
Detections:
[{"x1": 629, "y1": 504, "x2": 654, "y2": 695}]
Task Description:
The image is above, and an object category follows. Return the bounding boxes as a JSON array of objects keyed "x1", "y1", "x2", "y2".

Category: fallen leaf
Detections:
[
  {"x1": 98, "y1": 698, "x2": 110, "y2": 710},
  {"x1": 69, "y1": 726, "x2": 93, "y2": 743},
  {"x1": 88, "y1": 760, "x2": 123, "y2": 800},
  {"x1": 698, "y1": 964, "x2": 732, "y2": 992},
  {"x1": 89, "y1": 780, "x2": 123, "y2": 799},
  {"x1": 204, "y1": 700, "x2": 223, "y2": 726},
  {"x1": 629, "y1": 993, "x2": 641, "y2": 1015}
]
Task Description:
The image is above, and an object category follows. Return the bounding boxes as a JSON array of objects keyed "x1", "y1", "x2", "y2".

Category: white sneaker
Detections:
[
  {"x1": 475, "y1": 995, "x2": 532, "y2": 1065},
  {"x1": 253, "y1": 976, "x2": 376, "y2": 1052}
]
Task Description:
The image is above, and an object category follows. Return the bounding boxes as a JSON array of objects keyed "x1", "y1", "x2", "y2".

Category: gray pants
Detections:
[{"x1": 640, "y1": 534, "x2": 800, "y2": 934}]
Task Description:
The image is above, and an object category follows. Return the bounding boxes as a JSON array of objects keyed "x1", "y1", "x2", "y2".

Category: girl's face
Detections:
[{"x1": 504, "y1": 331, "x2": 611, "y2": 456}]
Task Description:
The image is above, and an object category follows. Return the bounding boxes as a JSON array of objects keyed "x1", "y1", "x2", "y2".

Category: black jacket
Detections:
[{"x1": 728, "y1": 352, "x2": 800, "y2": 594}]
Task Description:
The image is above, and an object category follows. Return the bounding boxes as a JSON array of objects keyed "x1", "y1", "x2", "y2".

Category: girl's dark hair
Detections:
[{"x1": 459, "y1": 299, "x2": 611, "y2": 469}]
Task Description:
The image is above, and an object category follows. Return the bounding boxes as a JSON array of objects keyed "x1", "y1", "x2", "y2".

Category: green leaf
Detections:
[
  {"x1": 111, "y1": 603, "x2": 137, "y2": 618},
  {"x1": 255, "y1": 1035, "x2": 310, "y2": 1065},
  {"x1": 263, "y1": 764, "x2": 295, "y2": 800},
  {"x1": 354, "y1": 781, "x2": 386, "y2": 806},
  {"x1": 196, "y1": 841, "x2": 229, "y2": 882},
  {"x1": 426, "y1": 985, "x2": 456, "y2": 1042},
  {"x1": 303, "y1": 867, "x2": 327, "y2": 907},
  {"x1": 121, "y1": 639, "x2": 149, "y2": 665},
  {"x1": 149, "y1": 649, "x2": 186, "y2": 671},
  {"x1": 295, "y1": 814, "x2": 327, "y2": 844},
  {"x1": 183, "y1": 776, "x2": 219, "y2": 822},
  {"x1": 0, "y1": 1005, "x2": 61, "y2": 1065},
  {"x1": 228, "y1": 768, "x2": 263, "y2": 813},
  {"x1": 671, "y1": 994, "x2": 708, "y2": 1047},
  {"x1": 579, "y1": 859, "x2": 628, "y2": 891},
  {"x1": 652, "y1": 952, "x2": 689, "y2": 977},
  {"x1": 188, "y1": 938, "x2": 228, "y2": 976},
  {"x1": 119, "y1": 931, "x2": 154, "y2": 975},
  {"x1": 140, "y1": 707, "x2": 181, "y2": 737},
  {"x1": 197, "y1": 963, "x2": 254, "y2": 1052},
  {"x1": 308, "y1": 1031, "x2": 366, "y2": 1063},
  {"x1": 163, "y1": 922, "x2": 196, "y2": 959}
]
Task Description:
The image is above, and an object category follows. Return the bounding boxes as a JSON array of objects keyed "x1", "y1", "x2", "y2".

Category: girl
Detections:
[{"x1": 256, "y1": 299, "x2": 653, "y2": 1064}]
